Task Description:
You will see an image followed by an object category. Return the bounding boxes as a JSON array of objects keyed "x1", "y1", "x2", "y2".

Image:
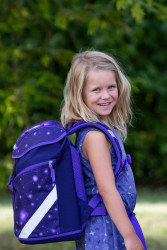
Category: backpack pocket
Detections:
[{"x1": 12, "y1": 160, "x2": 60, "y2": 240}]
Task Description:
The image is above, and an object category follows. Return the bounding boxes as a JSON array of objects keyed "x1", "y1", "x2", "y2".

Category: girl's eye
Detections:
[
  {"x1": 108, "y1": 84, "x2": 116, "y2": 89},
  {"x1": 92, "y1": 88, "x2": 100, "y2": 92}
]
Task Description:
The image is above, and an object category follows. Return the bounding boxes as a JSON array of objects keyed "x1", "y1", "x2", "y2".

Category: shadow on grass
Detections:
[
  {"x1": 145, "y1": 236, "x2": 167, "y2": 250},
  {"x1": 0, "y1": 232, "x2": 75, "y2": 250}
]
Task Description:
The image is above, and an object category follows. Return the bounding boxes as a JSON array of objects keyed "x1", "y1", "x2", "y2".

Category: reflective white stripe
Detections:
[
  {"x1": 107, "y1": 130, "x2": 116, "y2": 138},
  {"x1": 19, "y1": 185, "x2": 57, "y2": 239}
]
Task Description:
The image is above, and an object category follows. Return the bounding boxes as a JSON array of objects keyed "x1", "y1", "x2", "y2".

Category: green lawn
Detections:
[
  {"x1": 135, "y1": 188, "x2": 167, "y2": 250},
  {"x1": 0, "y1": 188, "x2": 167, "y2": 250}
]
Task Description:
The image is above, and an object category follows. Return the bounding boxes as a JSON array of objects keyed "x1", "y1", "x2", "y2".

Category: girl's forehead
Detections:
[
  {"x1": 87, "y1": 69, "x2": 116, "y2": 77},
  {"x1": 85, "y1": 70, "x2": 117, "y2": 84}
]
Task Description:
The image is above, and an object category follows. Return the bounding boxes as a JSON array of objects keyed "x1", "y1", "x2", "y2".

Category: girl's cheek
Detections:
[{"x1": 89, "y1": 93, "x2": 98, "y2": 99}]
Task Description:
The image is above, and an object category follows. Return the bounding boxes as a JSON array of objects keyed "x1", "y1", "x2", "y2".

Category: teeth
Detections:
[{"x1": 99, "y1": 103, "x2": 110, "y2": 106}]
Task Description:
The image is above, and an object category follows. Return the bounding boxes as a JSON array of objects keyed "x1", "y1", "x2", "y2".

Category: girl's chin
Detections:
[{"x1": 99, "y1": 113, "x2": 111, "y2": 120}]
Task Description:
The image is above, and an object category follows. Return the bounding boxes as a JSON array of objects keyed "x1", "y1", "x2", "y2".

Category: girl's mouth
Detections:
[{"x1": 98, "y1": 102, "x2": 111, "y2": 106}]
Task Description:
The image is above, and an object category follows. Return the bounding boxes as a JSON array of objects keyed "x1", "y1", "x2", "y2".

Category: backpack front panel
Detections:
[{"x1": 12, "y1": 137, "x2": 68, "y2": 240}]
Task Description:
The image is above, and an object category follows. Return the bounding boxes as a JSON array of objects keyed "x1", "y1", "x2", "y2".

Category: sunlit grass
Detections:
[
  {"x1": 134, "y1": 188, "x2": 167, "y2": 249},
  {"x1": 1, "y1": 189, "x2": 167, "y2": 250},
  {"x1": 0, "y1": 205, "x2": 13, "y2": 232},
  {"x1": 135, "y1": 203, "x2": 167, "y2": 249}
]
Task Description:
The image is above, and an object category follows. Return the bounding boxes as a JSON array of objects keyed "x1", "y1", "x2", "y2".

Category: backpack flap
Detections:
[{"x1": 12, "y1": 121, "x2": 67, "y2": 159}]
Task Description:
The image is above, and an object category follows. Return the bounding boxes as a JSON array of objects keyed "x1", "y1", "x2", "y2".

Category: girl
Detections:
[{"x1": 61, "y1": 50, "x2": 145, "y2": 250}]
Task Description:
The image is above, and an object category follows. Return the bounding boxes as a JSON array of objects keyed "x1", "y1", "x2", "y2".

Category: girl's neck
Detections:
[{"x1": 99, "y1": 117, "x2": 113, "y2": 130}]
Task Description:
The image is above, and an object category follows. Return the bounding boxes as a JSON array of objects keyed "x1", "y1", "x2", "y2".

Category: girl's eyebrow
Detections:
[
  {"x1": 87, "y1": 83, "x2": 100, "y2": 88},
  {"x1": 89, "y1": 82, "x2": 117, "y2": 87}
]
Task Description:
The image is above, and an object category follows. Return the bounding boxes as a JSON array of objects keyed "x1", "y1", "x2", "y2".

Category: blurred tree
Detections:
[{"x1": 0, "y1": 0, "x2": 167, "y2": 188}]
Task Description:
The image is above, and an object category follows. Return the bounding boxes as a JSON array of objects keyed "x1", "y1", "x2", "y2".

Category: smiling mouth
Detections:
[{"x1": 98, "y1": 102, "x2": 111, "y2": 106}]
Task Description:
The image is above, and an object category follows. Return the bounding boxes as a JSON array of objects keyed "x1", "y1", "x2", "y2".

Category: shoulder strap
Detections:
[
  {"x1": 67, "y1": 121, "x2": 121, "y2": 177},
  {"x1": 67, "y1": 121, "x2": 124, "y2": 217}
]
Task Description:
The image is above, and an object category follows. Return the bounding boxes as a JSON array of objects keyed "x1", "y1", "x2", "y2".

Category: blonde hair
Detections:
[{"x1": 61, "y1": 50, "x2": 132, "y2": 141}]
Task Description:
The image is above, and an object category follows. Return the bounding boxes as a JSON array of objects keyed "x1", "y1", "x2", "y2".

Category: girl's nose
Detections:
[{"x1": 101, "y1": 90, "x2": 110, "y2": 99}]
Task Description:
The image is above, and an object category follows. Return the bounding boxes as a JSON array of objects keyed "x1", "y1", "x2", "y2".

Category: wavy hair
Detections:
[{"x1": 61, "y1": 50, "x2": 132, "y2": 141}]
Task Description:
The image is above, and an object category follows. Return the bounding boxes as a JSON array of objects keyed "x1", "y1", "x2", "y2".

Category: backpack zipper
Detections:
[{"x1": 49, "y1": 160, "x2": 56, "y2": 183}]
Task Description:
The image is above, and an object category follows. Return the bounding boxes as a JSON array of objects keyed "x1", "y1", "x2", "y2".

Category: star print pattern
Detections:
[
  {"x1": 75, "y1": 125, "x2": 137, "y2": 250},
  {"x1": 13, "y1": 161, "x2": 60, "y2": 238},
  {"x1": 12, "y1": 122, "x2": 65, "y2": 158}
]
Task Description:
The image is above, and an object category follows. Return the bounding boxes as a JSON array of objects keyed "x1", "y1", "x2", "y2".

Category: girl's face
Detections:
[{"x1": 83, "y1": 70, "x2": 118, "y2": 124}]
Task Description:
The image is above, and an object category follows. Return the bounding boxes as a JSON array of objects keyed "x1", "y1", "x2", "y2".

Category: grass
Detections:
[
  {"x1": 0, "y1": 188, "x2": 167, "y2": 250},
  {"x1": 134, "y1": 188, "x2": 167, "y2": 250}
]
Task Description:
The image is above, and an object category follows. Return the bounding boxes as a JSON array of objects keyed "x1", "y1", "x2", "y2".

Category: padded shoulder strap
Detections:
[{"x1": 67, "y1": 121, "x2": 121, "y2": 177}]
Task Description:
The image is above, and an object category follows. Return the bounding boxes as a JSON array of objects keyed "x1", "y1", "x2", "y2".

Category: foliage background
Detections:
[{"x1": 0, "y1": 0, "x2": 167, "y2": 189}]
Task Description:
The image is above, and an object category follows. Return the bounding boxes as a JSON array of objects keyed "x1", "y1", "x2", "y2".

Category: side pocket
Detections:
[{"x1": 12, "y1": 161, "x2": 60, "y2": 239}]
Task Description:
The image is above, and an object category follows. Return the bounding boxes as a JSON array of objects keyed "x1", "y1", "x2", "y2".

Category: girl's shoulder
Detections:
[
  {"x1": 75, "y1": 122, "x2": 120, "y2": 144},
  {"x1": 75, "y1": 124, "x2": 118, "y2": 171},
  {"x1": 76, "y1": 126, "x2": 103, "y2": 144},
  {"x1": 75, "y1": 126, "x2": 104, "y2": 162}
]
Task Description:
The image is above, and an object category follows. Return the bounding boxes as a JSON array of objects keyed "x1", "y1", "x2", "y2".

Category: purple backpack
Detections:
[{"x1": 7, "y1": 120, "x2": 147, "y2": 249}]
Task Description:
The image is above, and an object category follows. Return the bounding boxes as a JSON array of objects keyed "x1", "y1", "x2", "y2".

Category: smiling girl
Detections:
[{"x1": 61, "y1": 50, "x2": 146, "y2": 250}]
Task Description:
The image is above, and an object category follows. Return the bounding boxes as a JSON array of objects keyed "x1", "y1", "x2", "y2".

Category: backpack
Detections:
[{"x1": 7, "y1": 120, "x2": 147, "y2": 249}]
